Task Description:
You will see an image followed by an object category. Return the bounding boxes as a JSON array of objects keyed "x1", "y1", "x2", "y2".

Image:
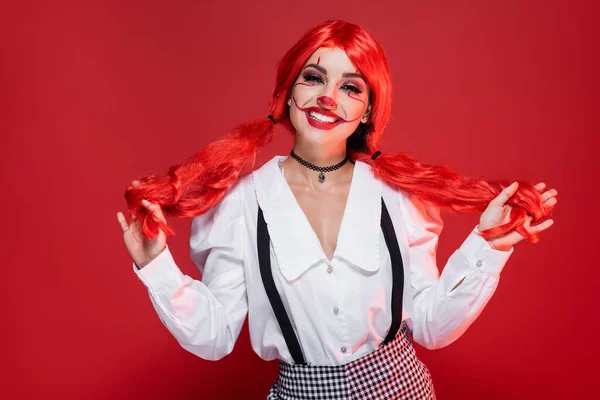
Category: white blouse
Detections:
[{"x1": 132, "y1": 155, "x2": 514, "y2": 366}]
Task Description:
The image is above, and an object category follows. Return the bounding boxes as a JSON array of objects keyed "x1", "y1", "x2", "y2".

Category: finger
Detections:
[
  {"x1": 541, "y1": 188, "x2": 558, "y2": 201},
  {"x1": 116, "y1": 212, "x2": 129, "y2": 232},
  {"x1": 126, "y1": 180, "x2": 141, "y2": 192},
  {"x1": 523, "y1": 214, "x2": 532, "y2": 229},
  {"x1": 527, "y1": 218, "x2": 554, "y2": 234},
  {"x1": 543, "y1": 196, "x2": 558, "y2": 208},
  {"x1": 141, "y1": 199, "x2": 166, "y2": 223},
  {"x1": 493, "y1": 182, "x2": 519, "y2": 206},
  {"x1": 534, "y1": 182, "x2": 546, "y2": 192}
]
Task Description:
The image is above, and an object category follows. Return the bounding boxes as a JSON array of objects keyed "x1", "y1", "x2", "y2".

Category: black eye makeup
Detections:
[
  {"x1": 301, "y1": 73, "x2": 364, "y2": 94},
  {"x1": 302, "y1": 74, "x2": 323, "y2": 83},
  {"x1": 342, "y1": 83, "x2": 362, "y2": 94}
]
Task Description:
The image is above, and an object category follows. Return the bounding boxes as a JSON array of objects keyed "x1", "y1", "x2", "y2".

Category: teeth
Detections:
[{"x1": 308, "y1": 111, "x2": 338, "y2": 123}]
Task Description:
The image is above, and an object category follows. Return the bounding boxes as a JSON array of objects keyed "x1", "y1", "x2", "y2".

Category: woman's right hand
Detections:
[{"x1": 117, "y1": 180, "x2": 167, "y2": 269}]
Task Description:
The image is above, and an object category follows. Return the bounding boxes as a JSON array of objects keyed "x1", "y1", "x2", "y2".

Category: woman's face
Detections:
[{"x1": 287, "y1": 47, "x2": 371, "y2": 148}]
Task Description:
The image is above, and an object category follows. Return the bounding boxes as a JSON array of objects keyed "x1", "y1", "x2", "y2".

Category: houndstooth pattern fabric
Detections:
[{"x1": 266, "y1": 324, "x2": 436, "y2": 399}]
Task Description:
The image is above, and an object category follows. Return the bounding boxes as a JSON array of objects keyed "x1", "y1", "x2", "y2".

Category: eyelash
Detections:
[{"x1": 302, "y1": 74, "x2": 363, "y2": 94}]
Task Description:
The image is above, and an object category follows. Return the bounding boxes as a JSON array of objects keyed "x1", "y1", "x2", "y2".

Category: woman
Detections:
[{"x1": 117, "y1": 20, "x2": 557, "y2": 399}]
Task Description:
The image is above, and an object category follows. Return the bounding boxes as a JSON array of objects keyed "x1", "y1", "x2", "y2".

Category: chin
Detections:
[{"x1": 297, "y1": 125, "x2": 350, "y2": 145}]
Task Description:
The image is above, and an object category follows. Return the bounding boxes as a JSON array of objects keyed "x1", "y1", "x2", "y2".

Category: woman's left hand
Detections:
[{"x1": 478, "y1": 182, "x2": 558, "y2": 251}]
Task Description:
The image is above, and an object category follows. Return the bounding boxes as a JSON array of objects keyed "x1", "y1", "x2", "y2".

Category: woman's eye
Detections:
[
  {"x1": 302, "y1": 74, "x2": 362, "y2": 94},
  {"x1": 303, "y1": 74, "x2": 323, "y2": 83},
  {"x1": 342, "y1": 84, "x2": 362, "y2": 94}
]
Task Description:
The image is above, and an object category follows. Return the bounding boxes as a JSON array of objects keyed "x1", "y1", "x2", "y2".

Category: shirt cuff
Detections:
[
  {"x1": 132, "y1": 244, "x2": 184, "y2": 290},
  {"x1": 459, "y1": 225, "x2": 514, "y2": 275}
]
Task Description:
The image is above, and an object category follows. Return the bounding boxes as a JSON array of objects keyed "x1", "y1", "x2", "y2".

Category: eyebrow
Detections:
[{"x1": 303, "y1": 63, "x2": 365, "y2": 82}]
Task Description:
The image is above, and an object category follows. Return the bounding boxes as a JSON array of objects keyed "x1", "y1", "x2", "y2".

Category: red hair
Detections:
[{"x1": 125, "y1": 20, "x2": 552, "y2": 243}]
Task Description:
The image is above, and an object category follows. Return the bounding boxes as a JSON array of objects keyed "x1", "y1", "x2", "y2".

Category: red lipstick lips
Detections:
[
  {"x1": 291, "y1": 96, "x2": 349, "y2": 130},
  {"x1": 304, "y1": 106, "x2": 341, "y2": 120},
  {"x1": 304, "y1": 107, "x2": 344, "y2": 130}
]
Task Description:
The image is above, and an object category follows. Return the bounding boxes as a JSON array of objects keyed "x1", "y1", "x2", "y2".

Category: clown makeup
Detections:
[{"x1": 287, "y1": 47, "x2": 371, "y2": 146}]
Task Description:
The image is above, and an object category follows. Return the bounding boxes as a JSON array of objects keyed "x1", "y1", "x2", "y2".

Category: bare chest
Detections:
[{"x1": 290, "y1": 187, "x2": 350, "y2": 262}]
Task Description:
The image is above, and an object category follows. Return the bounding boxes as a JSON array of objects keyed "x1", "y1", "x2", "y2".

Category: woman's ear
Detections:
[
  {"x1": 287, "y1": 97, "x2": 292, "y2": 106},
  {"x1": 361, "y1": 105, "x2": 372, "y2": 123}
]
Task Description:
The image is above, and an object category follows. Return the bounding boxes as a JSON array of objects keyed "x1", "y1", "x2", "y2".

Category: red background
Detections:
[{"x1": 3, "y1": 0, "x2": 598, "y2": 398}]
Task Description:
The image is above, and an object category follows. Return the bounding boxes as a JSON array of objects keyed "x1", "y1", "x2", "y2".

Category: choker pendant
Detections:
[{"x1": 289, "y1": 150, "x2": 349, "y2": 184}]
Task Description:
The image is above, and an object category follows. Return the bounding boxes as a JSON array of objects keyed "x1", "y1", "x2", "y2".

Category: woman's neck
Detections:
[
  {"x1": 280, "y1": 141, "x2": 353, "y2": 189},
  {"x1": 290, "y1": 141, "x2": 348, "y2": 166}
]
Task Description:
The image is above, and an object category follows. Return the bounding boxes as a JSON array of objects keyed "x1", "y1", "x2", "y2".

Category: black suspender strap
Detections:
[
  {"x1": 380, "y1": 197, "x2": 405, "y2": 345},
  {"x1": 257, "y1": 207, "x2": 307, "y2": 365},
  {"x1": 256, "y1": 197, "x2": 405, "y2": 365}
]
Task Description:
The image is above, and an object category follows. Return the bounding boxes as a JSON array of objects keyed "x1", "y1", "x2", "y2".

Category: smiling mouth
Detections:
[{"x1": 306, "y1": 110, "x2": 341, "y2": 124}]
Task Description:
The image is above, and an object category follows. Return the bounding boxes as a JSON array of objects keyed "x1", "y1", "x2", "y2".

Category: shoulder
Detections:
[
  {"x1": 380, "y1": 179, "x2": 443, "y2": 240},
  {"x1": 250, "y1": 155, "x2": 282, "y2": 188},
  {"x1": 213, "y1": 154, "x2": 280, "y2": 213},
  {"x1": 191, "y1": 173, "x2": 248, "y2": 229}
]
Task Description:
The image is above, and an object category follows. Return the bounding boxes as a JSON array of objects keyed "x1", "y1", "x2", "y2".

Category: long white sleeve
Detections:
[
  {"x1": 132, "y1": 183, "x2": 247, "y2": 360},
  {"x1": 403, "y1": 192, "x2": 514, "y2": 350}
]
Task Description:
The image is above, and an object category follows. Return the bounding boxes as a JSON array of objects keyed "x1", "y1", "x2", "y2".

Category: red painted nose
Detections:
[{"x1": 317, "y1": 96, "x2": 336, "y2": 108}]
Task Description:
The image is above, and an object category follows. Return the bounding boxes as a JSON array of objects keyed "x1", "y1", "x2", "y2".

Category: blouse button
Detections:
[
  {"x1": 333, "y1": 306, "x2": 339, "y2": 315},
  {"x1": 476, "y1": 260, "x2": 483, "y2": 267},
  {"x1": 327, "y1": 266, "x2": 333, "y2": 274},
  {"x1": 341, "y1": 347, "x2": 347, "y2": 353}
]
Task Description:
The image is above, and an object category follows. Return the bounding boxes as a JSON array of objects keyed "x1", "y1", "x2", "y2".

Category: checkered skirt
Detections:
[{"x1": 266, "y1": 324, "x2": 436, "y2": 399}]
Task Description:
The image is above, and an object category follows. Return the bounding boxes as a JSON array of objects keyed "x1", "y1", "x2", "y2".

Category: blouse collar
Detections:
[{"x1": 252, "y1": 155, "x2": 382, "y2": 281}]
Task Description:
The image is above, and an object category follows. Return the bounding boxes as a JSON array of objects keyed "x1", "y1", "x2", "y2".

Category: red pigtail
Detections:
[
  {"x1": 354, "y1": 151, "x2": 550, "y2": 243},
  {"x1": 125, "y1": 118, "x2": 275, "y2": 239}
]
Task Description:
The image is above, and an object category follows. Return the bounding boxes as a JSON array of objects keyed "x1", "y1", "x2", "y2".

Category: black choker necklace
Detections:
[{"x1": 289, "y1": 150, "x2": 349, "y2": 183}]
